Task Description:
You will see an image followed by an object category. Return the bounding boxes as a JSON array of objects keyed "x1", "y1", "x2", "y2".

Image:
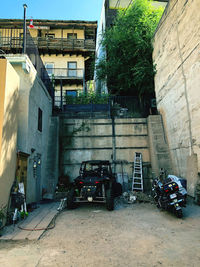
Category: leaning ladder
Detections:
[{"x1": 132, "y1": 152, "x2": 143, "y2": 191}]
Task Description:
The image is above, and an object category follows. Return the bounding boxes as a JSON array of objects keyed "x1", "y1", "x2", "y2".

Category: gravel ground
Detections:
[{"x1": 0, "y1": 198, "x2": 200, "y2": 267}]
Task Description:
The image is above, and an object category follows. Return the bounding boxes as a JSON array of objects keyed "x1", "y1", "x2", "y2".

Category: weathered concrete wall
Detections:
[
  {"x1": 6, "y1": 55, "x2": 52, "y2": 203},
  {"x1": 153, "y1": 0, "x2": 200, "y2": 196},
  {"x1": 0, "y1": 59, "x2": 19, "y2": 209},
  {"x1": 60, "y1": 117, "x2": 150, "y2": 186},
  {"x1": 147, "y1": 115, "x2": 172, "y2": 177},
  {"x1": 45, "y1": 116, "x2": 59, "y2": 196}
]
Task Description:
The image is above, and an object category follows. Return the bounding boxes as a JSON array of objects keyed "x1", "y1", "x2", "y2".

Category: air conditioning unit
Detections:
[{"x1": 151, "y1": 98, "x2": 157, "y2": 108}]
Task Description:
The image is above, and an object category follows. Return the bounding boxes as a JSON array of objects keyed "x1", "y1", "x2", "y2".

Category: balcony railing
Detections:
[
  {"x1": 0, "y1": 37, "x2": 95, "y2": 51},
  {"x1": 0, "y1": 37, "x2": 23, "y2": 49},
  {"x1": 35, "y1": 37, "x2": 95, "y2": 51},
  {"x1": 42, "y1": 68, "x2": 84, "y2": 80}
]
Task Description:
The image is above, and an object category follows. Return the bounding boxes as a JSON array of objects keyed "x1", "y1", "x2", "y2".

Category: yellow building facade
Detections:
[
  {"x1": 0, "y1": 19, "x2": 97, "y2": 108},
  {"x1": 0, "y1": 58, "x2": 19, "y2": 211}
]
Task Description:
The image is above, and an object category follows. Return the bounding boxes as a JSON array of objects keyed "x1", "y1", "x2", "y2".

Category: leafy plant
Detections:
[
  {"x1": 95, "y1": 0, "x2": 164, "y2": 103},
  {"x1": 65, "y1": 91, "x2": 110, "y2": 105}
]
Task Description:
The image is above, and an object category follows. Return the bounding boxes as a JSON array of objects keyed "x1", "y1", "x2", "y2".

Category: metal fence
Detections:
[
  {"x1": 53, "y1": 95, "x2": 152, "y2": 118},
  {"x1": 110, "y1": 96, "x2": 150, "y2": 117}
]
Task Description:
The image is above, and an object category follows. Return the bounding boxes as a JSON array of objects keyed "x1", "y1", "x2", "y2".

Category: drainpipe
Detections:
[
  {"x1": 60, "y1": 79, "x2": 63, "y2": 110},
  {"x1": 111, "y1": 116, "x2": 116, "y2": 174},
  {"x1": 83, "y1": 68, "x2": 86, "y2": 94},
  {"x1": 22, "y1": 4, "x2": 27, "y2": 54}
]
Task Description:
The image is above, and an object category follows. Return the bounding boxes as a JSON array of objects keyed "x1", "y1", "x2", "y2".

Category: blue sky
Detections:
[{"x1": 0, "y1": 0, "x2": 103, "y2": 22}]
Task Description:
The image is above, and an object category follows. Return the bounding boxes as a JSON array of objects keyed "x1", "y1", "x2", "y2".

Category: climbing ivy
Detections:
[{"x1": 72, "y1": 122, "x2": 91, "y2": 135}]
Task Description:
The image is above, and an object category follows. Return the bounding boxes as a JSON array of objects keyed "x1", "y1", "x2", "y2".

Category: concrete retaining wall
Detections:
[
  {"x1": 59, "y1": 117, "x2": 151, "y2": 187},
  {"x1": 153, "y1": 0, "x2": 200, "y2": 197}
]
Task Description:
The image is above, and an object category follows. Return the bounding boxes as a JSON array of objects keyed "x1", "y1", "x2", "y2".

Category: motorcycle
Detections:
[{"x1": 152, "y1": 175, "x2": 187, "y2": 218}]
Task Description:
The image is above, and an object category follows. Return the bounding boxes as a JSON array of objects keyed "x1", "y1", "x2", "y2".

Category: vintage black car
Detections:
[{"x1": 67, "y1": 160, "x2": 122, "y2": 211}]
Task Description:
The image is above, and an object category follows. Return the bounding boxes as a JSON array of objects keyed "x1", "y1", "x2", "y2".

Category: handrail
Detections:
[{"x1": 42, "y1": 68, "x2": 84, "y2": 79}]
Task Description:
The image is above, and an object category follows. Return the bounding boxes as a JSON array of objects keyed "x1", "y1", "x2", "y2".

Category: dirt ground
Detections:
[{"x1": 0, "y1": 198, "x2": 200, "y2": 267}]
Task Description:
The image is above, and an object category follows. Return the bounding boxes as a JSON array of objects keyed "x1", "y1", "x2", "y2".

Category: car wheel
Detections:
[
  {"x1": 67, "y1": 187, "x2": 75, "y2": 209},
  {"x1": 106, "y1": 188, "x2": 114, "y2": 211},
  {"x1": 113, "y1": 182, "x2": 122, "y2": 197}
]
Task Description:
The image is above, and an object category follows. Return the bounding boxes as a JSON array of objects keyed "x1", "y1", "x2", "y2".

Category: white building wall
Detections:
[{"x1": 6, "y1": 55, "x2": 52, "y2": 203}]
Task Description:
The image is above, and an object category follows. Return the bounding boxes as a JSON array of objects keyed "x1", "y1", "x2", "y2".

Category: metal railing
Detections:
[
  {"x1": 0, "y1": 36, "x2": 96, "y2": 51},
  {"x1": 53, "y1": 95, "x2": 152, "y2": 118},
  {"x1": 0, "y1": 36, "x2": 30, "y2": 49},
  {"x1": 42, "y1": 68, "x2": 84, "y2": 80},
  {"x1": 0, "y1": 33, "x2": 54, "y2": 100}
]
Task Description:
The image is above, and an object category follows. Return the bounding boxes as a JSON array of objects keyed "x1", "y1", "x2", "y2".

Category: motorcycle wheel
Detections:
[{"x1": 176, "y1": 209, "x2": 183, "y2": 218}]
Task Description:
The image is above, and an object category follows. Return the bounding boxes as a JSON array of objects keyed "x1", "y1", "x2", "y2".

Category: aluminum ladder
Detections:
[{"x1": 132, "y1": 152, "x2": 143, "y2": 191}]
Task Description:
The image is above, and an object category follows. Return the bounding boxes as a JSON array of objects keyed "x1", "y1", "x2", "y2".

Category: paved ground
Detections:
[{"x1": 0, "y1": 198, "x2": 200, "y2": 267}]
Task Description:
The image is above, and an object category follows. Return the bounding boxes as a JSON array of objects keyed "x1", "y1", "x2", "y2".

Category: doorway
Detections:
[{"x1": 16, "y1": 152, "x2": 29, "y2": 194}]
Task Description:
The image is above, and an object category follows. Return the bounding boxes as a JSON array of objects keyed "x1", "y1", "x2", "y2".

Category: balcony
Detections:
[
  {"x1": 42, "y1": 68, "x2": 84, "y2": 85},
  {"x1": 35, "y1": 37, "x2": 95, "y2": 52},
  {"x1": 0, "y1": 37, "x2": 23, "y2": 52},
  {"x1": 0, "y1": 37, "x2": 96, "y2": 54}
]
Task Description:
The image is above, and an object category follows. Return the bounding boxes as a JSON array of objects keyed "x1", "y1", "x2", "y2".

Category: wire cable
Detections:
[{"x1": 17, "y1": 209, "x2": 63, "y2": 231}]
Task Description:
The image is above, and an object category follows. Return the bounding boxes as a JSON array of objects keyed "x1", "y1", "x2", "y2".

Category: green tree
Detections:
[{"x1": 96, "y1": 0, "x2": 163, "y2": 102}]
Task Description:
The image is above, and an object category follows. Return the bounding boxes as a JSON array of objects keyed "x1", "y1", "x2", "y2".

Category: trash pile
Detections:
[{"x1": 122, "y1": 191, "x2": 154, "y2": 204}]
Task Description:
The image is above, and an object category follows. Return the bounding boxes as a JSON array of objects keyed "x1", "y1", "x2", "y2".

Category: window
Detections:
[
  {"x1": 67, "y1": 33, "x2": 77, "y2": 39},
  {"x1": 19, "y1": 33, "x2": 24, "y2": 39},
  {"x1": 66, "y1": 90, "x2": 77, "y2": 97},
  {"x1": 45, "y1": 63, "x2": 54, "y2": 77},
  {"x1": 68, "y1": 62, "x2": 77, "y2": 77},
  {"x1": 45, "y1": 33, "x2": 55, "y2": 39},
  {"x1": 38, "y1": 108, "x2": 42, "y2": 132}
]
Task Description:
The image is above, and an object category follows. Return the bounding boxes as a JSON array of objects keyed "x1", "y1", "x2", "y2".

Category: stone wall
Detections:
[
  {"x1": 147, "y1": 115, "x2": 172, "y2": 177},
  {"x1": 153, "y1": 0, "x2": 200, "y2": 196}
]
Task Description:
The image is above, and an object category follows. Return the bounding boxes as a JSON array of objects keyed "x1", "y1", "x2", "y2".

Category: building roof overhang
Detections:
[{"x1": 0, "y1": 19, "x2": 97, "y2": 30}]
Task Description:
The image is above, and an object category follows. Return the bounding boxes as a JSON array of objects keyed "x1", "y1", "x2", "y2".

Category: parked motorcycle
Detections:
[{"x1": 152, "y1": 175, "x2": 187, "y2": 218}]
